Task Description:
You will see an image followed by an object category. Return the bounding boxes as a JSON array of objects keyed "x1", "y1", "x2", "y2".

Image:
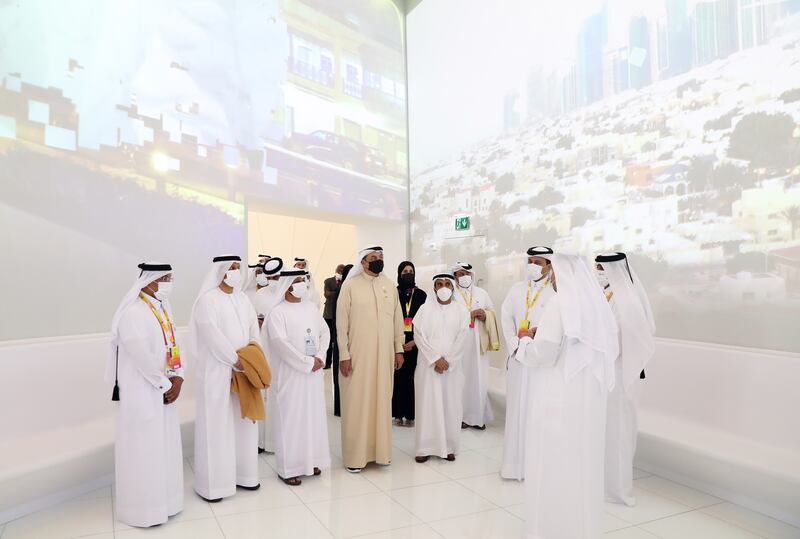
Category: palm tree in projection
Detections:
[{"x1": 783, "y1": 205, "x2": 800, "y2": 240}]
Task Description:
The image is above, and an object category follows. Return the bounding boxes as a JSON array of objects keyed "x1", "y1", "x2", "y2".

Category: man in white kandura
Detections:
[
  {"x1": 108, "y1": 262, "x2": 184, "y2": 528},
  {"x1": 191, "y1": 255, "x2": 262, "y2": 502},
  {"x1": 500, "y1": 246, "x2": 556, "y2": 480},
  {"x1": 595, "y1": 253, "x2": 655, "y2": 507},
  {"x1": 412, "y1": 274, "x2": 471, "y2": 463},
  {"x1": 266, "y1": 269, "x2": 331, "y2": 485},
  {"x1": 243, "y1": 254, "x2": 270, "y2": 306},
  {"x1": 518, "y1": 254, "x2": 618, "y2": 539},
  {"x1": 451, "y1": 262, "x2": 494, "y2": 430},
  {"x1": 293, "y1": 257, "x2": 321, "y2": 307},
  {"x1": 253, "y1": 256, "x2": 283, "y2": 454}
]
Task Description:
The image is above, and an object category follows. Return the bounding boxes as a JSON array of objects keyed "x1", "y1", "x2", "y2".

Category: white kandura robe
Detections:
[
  {"x1": 252, "y1": 285, "x2": 278, "y2": 453},
  {"x1": 452, "y1": 284, "x2": 494, "y2": 427},
  {"x1": 193, "y1": 288, "x2": 261, "y2": 500},
  {"x1": 499, "y1": 278, "x2": 555, "y2": 480},
  {"x1": 605, "y1": 298, "x2": 642, "y2": 506},
  {"x1": 521, "y1": 295, "x2": 608, "y2": 539},
  {"x1": 267, "y1": 300, "x2": 331, "y2": 478},
  {"x1": 114, "y1": 298, "x2": 184, "y2": 527},
  {"x1": 413, "y1": 300, "x2": 470, "y2": 458}
]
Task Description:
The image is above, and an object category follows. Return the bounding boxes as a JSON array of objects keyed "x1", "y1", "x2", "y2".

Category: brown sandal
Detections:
[
  {"x1": 446, "y1": 453, "x2": 456, "y2": 461},
  {"x1": 415, "y1": 456, "x2": 429, "y2": 463},
  {"x1": 279, "y1": 476, "x2": 302, "y2": 486},
  {"x1": 313, "y1": 467, "x2": 321, "y2": 476}
]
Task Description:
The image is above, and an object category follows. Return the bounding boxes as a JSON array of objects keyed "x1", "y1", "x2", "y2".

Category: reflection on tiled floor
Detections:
[{"x1": 3, "y1": 378, "x2": 799, "y2": 538}]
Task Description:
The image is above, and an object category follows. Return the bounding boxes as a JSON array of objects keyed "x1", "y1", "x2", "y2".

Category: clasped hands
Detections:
[{"x1": 433, "y1": 357, "x2": 449, "y2": 374}]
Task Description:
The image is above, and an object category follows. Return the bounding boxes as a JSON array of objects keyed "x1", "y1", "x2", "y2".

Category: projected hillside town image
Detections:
[
  {"x1": 409, "y1": 0, "x2": 800, "y2": 352},
  {"x1": 0, "y1": 0, "x2": 406, "y2": 339}
]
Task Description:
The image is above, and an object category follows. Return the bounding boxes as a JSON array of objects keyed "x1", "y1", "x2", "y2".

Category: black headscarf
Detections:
[
  {"x1": 341, "y1": 264, "x2": 354, "y2": 281},
  {"x1": 397, "y1": 261, "x2": 416, "y2": 299}
]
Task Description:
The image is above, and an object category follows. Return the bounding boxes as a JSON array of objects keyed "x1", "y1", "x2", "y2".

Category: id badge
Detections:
[
  {"x1": 167, "y1": 346, "x2": 182, "y2": 371},
  {"x1": 404, "y1": 317, "x2": 413, "y2": 332},
  {"x1": 304, "y1": 329, "x2": 316, "y2": 356},
  {"x1": 517, "y1": 320, "x2": 529, "y2": 338}
]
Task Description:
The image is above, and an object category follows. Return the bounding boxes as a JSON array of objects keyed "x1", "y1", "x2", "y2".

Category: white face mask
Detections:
[
  {"x1": 436, "y1": 286, "x2": 453, "y2": 302},
  {"x1": 290, "y1": 281, "x2": 308, "y2": 299},
  {"x1": 527, "y1": 263, "x2": 544, "y2": 281},
  {"x1": 154, "y1": 281, "x2": 172, "y2": 301},
  {"x1": 597, "y1": 271, "x2": 610, "y2": 289},
  {"x1": 457, "y1": 275, "x2": 473, "y2": 288},
  {"x1": 256, "y1": 274, "x2": 270, "y2": 287},
  {"x1": 224, "y1": 269, "x2": 242, "y2": 288}
]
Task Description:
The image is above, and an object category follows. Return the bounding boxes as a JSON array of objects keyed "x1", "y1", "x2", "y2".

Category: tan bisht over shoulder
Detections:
[{"x1": 336, "y1": 272, "x2": 405, "y2": 469}]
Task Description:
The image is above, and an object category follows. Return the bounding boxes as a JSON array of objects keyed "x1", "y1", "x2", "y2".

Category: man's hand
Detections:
[
  {"x1": 395, "y1": 353, "x2": 404, "y2": 370},
  {"x1": 233, "y1": 359, "x2": 244, "y2": 371},
  {"x1": 471, "y1": 309, "x2": 486, "y2": 322},
  {"x1": 517, "y1": 327, "x2": 537, "y2": 339},
  {"x1": 312, "y1": 357, "x2": 324, "y2": 372},
  {"x1": 164, "y1": 377, "x2": 183, "y2": 404},
  {"x1": 340, "y1": 359, "x2": 353, "y2": 377},
  {"x1": 402, "y1": 340, "x2": 416, "y2": 352},
  {"x1": 433, "y1": 358, "x2": 449, "y2": 374}
]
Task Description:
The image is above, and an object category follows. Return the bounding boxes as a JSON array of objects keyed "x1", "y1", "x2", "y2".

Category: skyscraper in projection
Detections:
[
  {"x1": 739, "y1": 0, "x2": 788, "y2": 49},
  {"x1": 576, "y1": 5, "x2": 609, "y2": 106},
  {"x1": 628, "y1": 15, "x2": 652, "y2": 89},
  {"x1": 664, "y1": 0, "x2": 693, "y2": 77}
]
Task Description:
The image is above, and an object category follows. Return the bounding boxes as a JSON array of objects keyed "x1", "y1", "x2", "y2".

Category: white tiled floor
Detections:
[{"x1": 3, "y1": 381, "x2": 800, "y2": 538}]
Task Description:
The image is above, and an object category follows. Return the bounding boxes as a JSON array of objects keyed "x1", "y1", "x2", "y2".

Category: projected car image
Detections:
[
  {"x1": 409, "y1": 0, "x2": 800, "y2": 352},
  {"x1": 283, "y1": 130, "x2": 389, "y2": 176}
]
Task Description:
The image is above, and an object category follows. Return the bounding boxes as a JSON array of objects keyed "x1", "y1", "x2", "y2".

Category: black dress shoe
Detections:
[
  {"x1": 199, "y1": 494, "x2": 222, "y2": 503},
  {"x1": 237, "y1": 483, "x2": 261, "y2": 491},
  {"x1": 258, "y1": 447, "x2": 265, "y2": 454}
]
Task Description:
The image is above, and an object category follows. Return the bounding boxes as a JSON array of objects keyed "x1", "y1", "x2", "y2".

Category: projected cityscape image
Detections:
[{"x1": 409, "y1": 0, "x2": 800, "y2": 351}]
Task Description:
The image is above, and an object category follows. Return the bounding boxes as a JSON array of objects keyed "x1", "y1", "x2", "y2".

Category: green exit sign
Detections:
[{"x1": 455, "y1": 216, "x2": 470, "y2": 231}]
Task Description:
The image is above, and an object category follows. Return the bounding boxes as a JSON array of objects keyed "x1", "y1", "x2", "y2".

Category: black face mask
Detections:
[
  {"x1": 368, "y1": 259, "x2": 384, "y2": 275},
  {"x1": 399, "y1": 273, "x2": 415, "y2": 288}
]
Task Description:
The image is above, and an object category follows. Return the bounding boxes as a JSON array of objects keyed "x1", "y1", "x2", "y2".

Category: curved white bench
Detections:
[{"x1": 0, "y1": 331, "x2": 196, "y2": 524}]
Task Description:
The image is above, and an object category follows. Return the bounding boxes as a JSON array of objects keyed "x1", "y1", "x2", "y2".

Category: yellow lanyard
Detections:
[
  {"x1": 605, "y1": 290, "x2": 614, "y2": 302},
  {"x1": 458, "y1": 287, "x2": 473, "y2": 310},
  {"x1": 404, "y1": 289, "x2": 416, "y2": 317},
  {"x1": 523, "y1": 278, "x2": 549, "y2": 323},
  {"x1": 139, "y1": 293, "x2": 176, "y2": 347}
]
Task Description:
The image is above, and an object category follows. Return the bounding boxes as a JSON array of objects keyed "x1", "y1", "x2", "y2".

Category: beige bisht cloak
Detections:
[{"x1": 336, "y1": 272, "x2": 405, "y2": 468}]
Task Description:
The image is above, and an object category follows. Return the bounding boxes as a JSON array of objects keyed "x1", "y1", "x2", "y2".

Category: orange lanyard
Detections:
[
  {"x1": 139, "y1": 293, "x2": 175, "y2": 347},
  {"x1": 404, "y1": 289, "x2": 416, "y2": 317},
  {"x1": 605, "y1": 290, "x2": 614, "y2": 302},
  {"x1": 523, "y1": 278, "x2": 549, "y2": 322}
]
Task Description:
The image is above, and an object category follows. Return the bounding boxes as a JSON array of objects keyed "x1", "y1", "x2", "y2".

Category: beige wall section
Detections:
[
  {"x1": 247, "y1": 210, "x2": 408, "y2": 287},
  {"x1": 248, "y1": 212, "x2": 357, "y2": 285}
]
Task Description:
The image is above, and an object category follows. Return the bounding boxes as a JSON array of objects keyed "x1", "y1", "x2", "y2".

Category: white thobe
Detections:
[
  {"x1": 267, "y1": 301, "x2": 331, "y2": 478},
  {"x1": 521, "y1": 296, "x2": 608, "y2": 539},
  {"x1": 413, "y1": 300, "x2": 470, "y2": 458},
  {"x1": 500, "y1": 278, "x2": 555, "y2": 480},
  {"x1": 452, "y1": 285, "x2": 494, "y2": 427},
  {"x1": 193, "y1": 288, "x2": 261, "y2": 500},
  {"x1": 605, "y1": 299, "x2": 642, "y2": 506},
  {"x1": 114, "y1": 298, "x2": 183, "y2": 527},
  {"x1": 252, "y1": 285, "x2": 277, "y2": 452}
]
